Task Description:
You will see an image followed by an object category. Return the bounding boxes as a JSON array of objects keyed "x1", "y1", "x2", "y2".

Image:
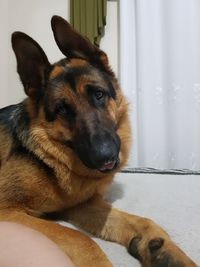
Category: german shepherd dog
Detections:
[{"x1": 0, "y1": 16, "x2": 197, "y2": 267}]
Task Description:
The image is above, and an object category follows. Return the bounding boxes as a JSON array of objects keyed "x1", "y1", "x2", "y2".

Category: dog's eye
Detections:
[
  {"x1": 86, "y1": 85, "x2": 106, "y2": 107},
  {"x1": 55, "y1": 102, "x2": 66, "y2": 114},
  {"x1": 55, "y1": 101, "x2": 76, "y2": 121},
  {"x1": 94, "y1": 90, "x2": 104, "y2": 100}
]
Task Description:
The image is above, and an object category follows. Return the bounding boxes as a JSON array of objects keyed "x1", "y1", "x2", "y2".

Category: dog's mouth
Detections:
[{"x1": 98, "y1": 158, "x2": 119, "y2": 173}]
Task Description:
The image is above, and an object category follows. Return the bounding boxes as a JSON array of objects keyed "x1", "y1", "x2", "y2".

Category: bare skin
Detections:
[{"x1": 0, "y1": 222, "x2": 75, "y2": 267}]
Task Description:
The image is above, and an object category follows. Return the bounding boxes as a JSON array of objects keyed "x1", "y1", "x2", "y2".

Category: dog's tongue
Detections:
[{"x1": 99, "y1": 160, "x2": 116, "y2": 172}]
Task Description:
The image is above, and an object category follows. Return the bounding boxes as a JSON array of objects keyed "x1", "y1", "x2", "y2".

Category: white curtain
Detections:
[{"x1": 119, "y1": 0, "x2": 200, "y2": 171}]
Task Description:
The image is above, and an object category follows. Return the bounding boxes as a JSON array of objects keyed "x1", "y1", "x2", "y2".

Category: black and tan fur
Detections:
[{"x1": 0, "y1": 16, "x2": 197, "y2": 267}]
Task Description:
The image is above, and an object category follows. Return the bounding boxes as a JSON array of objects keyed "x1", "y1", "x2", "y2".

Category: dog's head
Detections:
[{"x1": 12, "y1": 16, "x2": 131, "y2": 176}]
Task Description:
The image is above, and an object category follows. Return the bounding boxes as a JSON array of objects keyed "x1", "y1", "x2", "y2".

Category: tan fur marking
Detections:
[
  {"x1": 68, "y1": 58, "x2": 88, "y2": 68},
  {"x1": 50, "y1": 66, "x2": 64, "y2": 79}
]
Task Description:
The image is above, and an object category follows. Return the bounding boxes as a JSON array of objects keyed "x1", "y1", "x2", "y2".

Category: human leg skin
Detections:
[{"x1": 0, "y1": 221, "x2": 75, "y2": 267}]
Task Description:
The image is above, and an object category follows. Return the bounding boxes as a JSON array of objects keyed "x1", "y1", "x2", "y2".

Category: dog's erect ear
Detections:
[
  {"x1": 12, "y1": 32, "x2": 51, "y2": 98},
  {"x1": 51, "y1": 16, "x2": 113, "y2": 75}
]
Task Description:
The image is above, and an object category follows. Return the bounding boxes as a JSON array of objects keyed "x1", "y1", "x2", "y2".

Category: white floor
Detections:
[{"x1": 62, "y1": 173, "x2": 200, "y2": 266}]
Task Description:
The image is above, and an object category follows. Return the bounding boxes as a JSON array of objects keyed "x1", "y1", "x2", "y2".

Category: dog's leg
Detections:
[
  {"x1": 65, "y1": 195, "x2": 197, "y2": 267},
  {"x1": 0, "y1": 209, "x2": 112, "y2": 267}
]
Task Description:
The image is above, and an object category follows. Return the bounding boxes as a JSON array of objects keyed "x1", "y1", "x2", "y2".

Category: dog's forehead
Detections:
[{"x1": 49, "y1": 58, "x2": 108, "y2": 88}]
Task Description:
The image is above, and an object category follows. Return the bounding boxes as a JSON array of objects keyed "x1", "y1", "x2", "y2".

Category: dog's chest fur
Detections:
[
  {"x1": 0, "y1": 120, "x2": 113, "y2": 215},
  {"x1": 30, "y1": 150, "x2": 114, "y2": 213}
]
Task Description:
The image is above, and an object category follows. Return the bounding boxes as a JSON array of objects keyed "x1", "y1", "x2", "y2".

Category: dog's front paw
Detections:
[{"x1": 128, "y1": 236, "x2": 198, "y2": 267}]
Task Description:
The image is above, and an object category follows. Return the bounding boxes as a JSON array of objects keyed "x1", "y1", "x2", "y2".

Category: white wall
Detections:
[
  {"x1": 0, "y1": 0, "x2": 69, "y2": 107},
  {"x1": 0, "y1": 0, "x2": 118, "y2": 107},
  {"x1": 101, "y1": 1, "x2": 118, "y2": 76}
]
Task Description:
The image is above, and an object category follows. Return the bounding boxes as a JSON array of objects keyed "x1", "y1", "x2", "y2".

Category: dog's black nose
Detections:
[
  {"x1": 94, "y1": 140, "x2": 117, "y2": 162},
  {"x1": 75, "y1": 130, "x2": 120, "y2": 171},
  {"x1": 91, "y1": 133, "x2": 120, "y2": 171}
]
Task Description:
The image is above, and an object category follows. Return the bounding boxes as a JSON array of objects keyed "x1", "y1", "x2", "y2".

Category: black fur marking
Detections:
[
  {"x1": 43, "y1": 96, "x2": 56, "y2": 122},
  {"x1": 0, "y1": 105, "x2": 18, "y2": 135},
  {"x1": 149, "y1": 238, "x2": 164, "y2": 254},
  {"x1": 43, "y1": 94, "x2": 76, "y2": 123},
  {"x1": 128, "y1": 237, "x2": 143, "y2": 261},
  {"x1": 55, "y1": 100, "x2": 76, "y2": 123},
  {"x1": 0, "y1": 103, "x2": 29, "y2": 139},
  {"x1": 0, "y1": 103, "x2": 30, "y2": 159},
  {"x1": 100, "y1": 71, "x2": 116, "y2": 99},
  {"x1": 56, "y1": 58, "x2": 69, "y2": 67},
  {"x1": 64, "y1": 71, "x2": 76, "y2": 92},
  {"x1": 41, "y1": 211, "x2": 62, "y2": 220},
  {"x1": 0, "y1": 104, "x2": 56, "y2": 179}
]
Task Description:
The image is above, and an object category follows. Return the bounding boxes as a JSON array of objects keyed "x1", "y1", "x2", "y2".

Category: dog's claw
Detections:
[
  {"x1": 148, "y1": 238, "x2": 164, "y2": 254},
  {"x1": 128, "y1": 236, "x2": 198, "y2": 267},
  {"x1": 128, "y1": 236, "x2": 142, "y2": 261}
]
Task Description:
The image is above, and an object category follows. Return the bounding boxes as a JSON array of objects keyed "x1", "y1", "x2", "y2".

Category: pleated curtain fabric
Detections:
[
  {"x1": 120, "y1": 0, "x2": 200, "y2": 170},
  {"x1": 70, "y1": 0, "x2": 107, "y2": 46}
]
